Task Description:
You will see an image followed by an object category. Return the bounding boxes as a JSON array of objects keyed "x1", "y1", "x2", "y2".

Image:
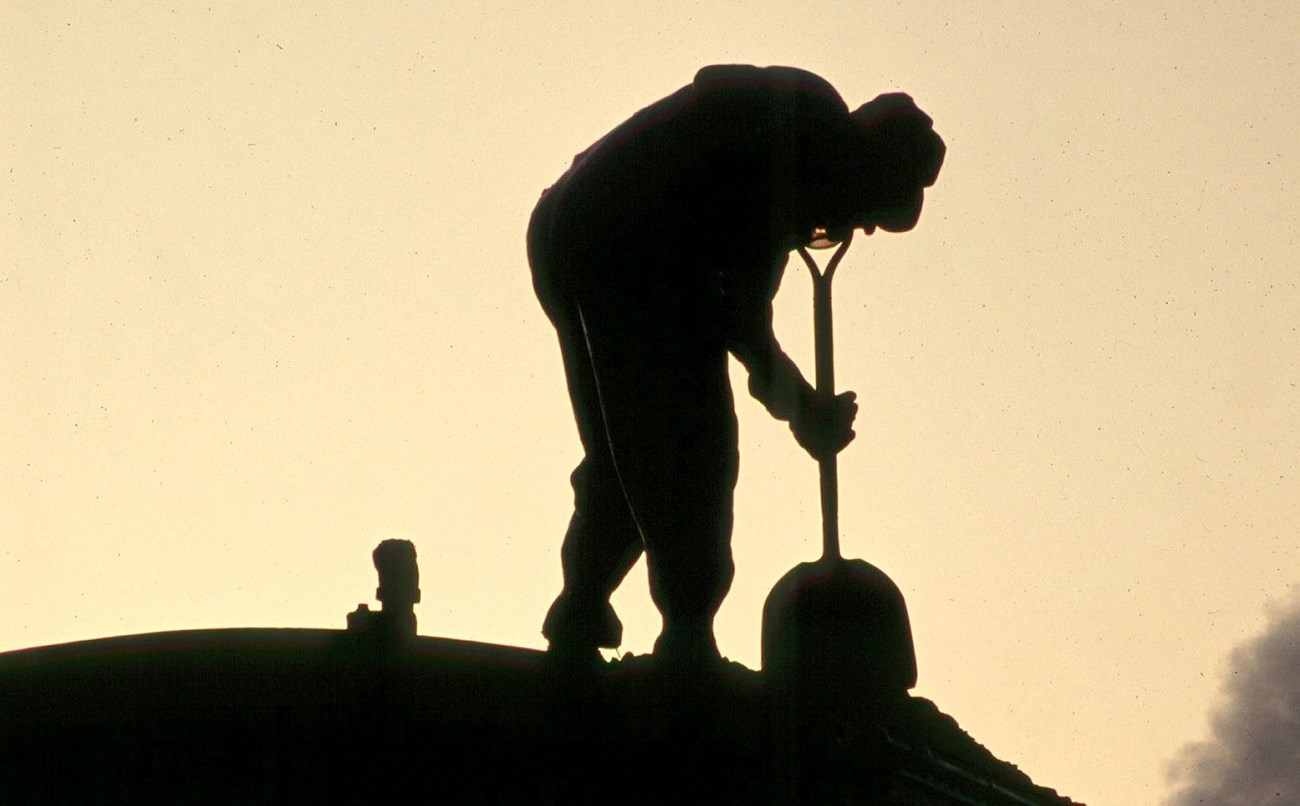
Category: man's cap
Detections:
[
  {"x1": 849, "y1": 93, "x2": 946, "y2": 230},
  {"x1": 851, "y1": 93, "x2": 945, "y2": 188}
]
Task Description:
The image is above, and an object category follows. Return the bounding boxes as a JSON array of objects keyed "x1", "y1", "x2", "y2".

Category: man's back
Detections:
[{"x1": 545, "y1": 65, "x2": 861, "y2": 271}]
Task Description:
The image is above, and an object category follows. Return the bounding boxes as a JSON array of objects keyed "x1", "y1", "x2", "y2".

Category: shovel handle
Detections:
[{"x1": 797, "y1": 233, "x2": 854, "y2": 562}]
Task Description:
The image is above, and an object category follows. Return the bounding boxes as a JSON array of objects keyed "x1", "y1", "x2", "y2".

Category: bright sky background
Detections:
[{"x1": 4, "y1": 3, "x2": 1297, "y2": 804}]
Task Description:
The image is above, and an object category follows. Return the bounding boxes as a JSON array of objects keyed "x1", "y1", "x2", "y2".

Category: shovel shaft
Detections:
[{"x1": 813, "y1": 277, "x2": 841, "y2": 561}]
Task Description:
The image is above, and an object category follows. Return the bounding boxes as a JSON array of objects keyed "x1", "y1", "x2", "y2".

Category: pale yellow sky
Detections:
[{"x1": 3, "y1": 3, "x2": 1298, "y2": 804}]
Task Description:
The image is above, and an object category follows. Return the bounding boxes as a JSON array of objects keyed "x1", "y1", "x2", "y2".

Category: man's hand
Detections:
[{"x1": 790, "y1": 391, "x2": 858, "y2": 460}]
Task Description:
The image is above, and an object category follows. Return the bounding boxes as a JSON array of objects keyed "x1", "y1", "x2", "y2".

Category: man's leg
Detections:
[
  {"x1": 576, "y1": 282, "x2": 739, "y2": 664},
  {"x1": 541, "y1": 304, "x2": 644, "y2": 652},
  {"x1": 634, "y1": 373, "x2": 738, "y2": 666},
  {"x1": 530, "y1": 190, "x2": 643, "y2": 654}
]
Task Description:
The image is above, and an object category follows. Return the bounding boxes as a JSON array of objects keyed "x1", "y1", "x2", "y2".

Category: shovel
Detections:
[{"x1": 760, "y1": 232, "x2": 917, "y2": 695}]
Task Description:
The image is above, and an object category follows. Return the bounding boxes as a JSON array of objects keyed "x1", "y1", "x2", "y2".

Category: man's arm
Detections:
[
  {"x1": 693, "y1": 64, "x2": 859, "y2": 396},
  {"x1": 721, "y1": 251, "x2": 815, "y2": 423},
  {"x1": 722, "y1": 250, "x2": 858, "y2": 459}
]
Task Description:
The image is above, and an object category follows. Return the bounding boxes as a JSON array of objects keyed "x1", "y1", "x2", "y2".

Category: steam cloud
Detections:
[{"x1": 1164, "y1": 592, "x2": 1300, "y2": 805}]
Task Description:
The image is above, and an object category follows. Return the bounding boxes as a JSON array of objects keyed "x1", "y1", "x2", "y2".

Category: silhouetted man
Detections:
[{"x1": 528, "y1": 65, "x2": 944, "y2": 666}]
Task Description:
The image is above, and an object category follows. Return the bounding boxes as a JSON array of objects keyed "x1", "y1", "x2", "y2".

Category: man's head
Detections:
[{"x1": 848, "y1": 93, "x2": 945, "y2": 234}]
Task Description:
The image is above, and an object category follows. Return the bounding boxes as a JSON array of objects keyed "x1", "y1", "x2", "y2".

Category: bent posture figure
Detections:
[{"x1": 528, "y1": 65, "x2": 944, "y2": 665}]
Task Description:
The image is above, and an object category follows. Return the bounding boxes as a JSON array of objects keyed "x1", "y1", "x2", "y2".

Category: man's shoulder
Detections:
[{"x1": 692, "y1": 64, "x2": 846, "y2": 111}]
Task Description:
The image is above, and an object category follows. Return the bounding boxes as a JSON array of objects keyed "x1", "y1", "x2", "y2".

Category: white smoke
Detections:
[{"x1": 1164, "y1": 592, "x2": 1300, "y2": 805}]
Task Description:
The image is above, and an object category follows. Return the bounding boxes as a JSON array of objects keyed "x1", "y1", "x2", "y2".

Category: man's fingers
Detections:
[{"x1": 836, "y1": 391, "x2": 859, "y2": 421}]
